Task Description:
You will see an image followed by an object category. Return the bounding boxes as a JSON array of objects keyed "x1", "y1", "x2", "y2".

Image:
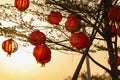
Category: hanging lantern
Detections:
[
  {"x1": 2, "y1": 39, "x2": 18, "y2": 56},
  {"x1": 108, "y1": 56, "x2": 120, "y2": 64},
  {"x1": 48, "y1": 11, "x2": 62, "y2": 25},
  {"x1": 65, "y1": 14, "x2": 81, "y2": 33},
  {"x1": 67, "y1": 13, "x2": 81, "y2": 21},
  {"x1": 111, "y1": 25, "x2": 116, "y2": 37},
  {"x1": 33, "y1": 44, "x2": 51, "y2": 67},
  {"x1": 117, "y1": 27, "x2": 120, "y2": 37},
  {"x1": 108, "y1": 6, "x2": 120, "y2": 22},
  {"x1": 15, "y1": 0, "x2": 30, "y2": 11},
  {"x1": 70, "y1": 32, "x2": 90, "y2": 49},
  {"x1": 29, "y1": 30, "x2": 46, "y2": 46}
]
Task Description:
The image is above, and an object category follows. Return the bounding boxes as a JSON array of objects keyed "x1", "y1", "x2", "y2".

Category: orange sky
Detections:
[
  {"x1": 0, "y1": 36, "x2": 109, "y2": 80},
  {"x1": 0, "y1": 0, "x2": 119, "y2": 80},
  {"x1": 0, "y1": 36, "x2": 82, "y2": 80}
]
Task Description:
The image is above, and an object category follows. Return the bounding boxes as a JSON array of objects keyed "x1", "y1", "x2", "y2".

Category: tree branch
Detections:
[
  {"x1": 88, "y1": 54, "x2": 111, "y2": 74},
  {"x1": 72, "y1": 25, "x2": 97, "y2": 80}
]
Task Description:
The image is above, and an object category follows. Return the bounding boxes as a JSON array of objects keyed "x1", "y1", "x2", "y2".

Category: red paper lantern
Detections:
[
  {"x1": 29, "y1": 30, "x2": 46, "y2": 46},
  {"x1": 2, "y1": 39, "x2": 18, "y2": 56},
  {"x1": 111, "y1": 25, "x2": 116, "y2": 37},
  {"x1": 33, "y1": 44, "x2": 51, "y2": 67},
  {"x1": 15, "y1": 0, "x2": 30, "y2": 11},
  {"x1": 70, "y1": 32, "x2": 90, "y2": 49},
  {"x1": 67, "y1": 14, "x2": 80, "y2": 21},
  {"x1": 108, "y1": 56, "x2": 120, "y2": 64},
  {"x1": 65, "y1": 14, "x2": 81, "y2": 33},
  {"x1": 48, "y1": 11, "x2": 62, "y2": 25},
  {"x1": 117, "y1": 28, "x2": 120, "y2": 37},
  {"x1": 108, "y1": 6, "x2": 120, "y2": 22}
]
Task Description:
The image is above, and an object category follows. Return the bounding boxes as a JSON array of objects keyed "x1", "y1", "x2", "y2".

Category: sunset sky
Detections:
[{"x1": 0, "y1": 0, "x2": 118, "y2": 80}]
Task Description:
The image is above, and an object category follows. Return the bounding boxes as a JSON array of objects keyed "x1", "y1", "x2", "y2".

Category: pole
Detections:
[{"x1": 86, "y1": 56, "x2": 91, "y2": 80}]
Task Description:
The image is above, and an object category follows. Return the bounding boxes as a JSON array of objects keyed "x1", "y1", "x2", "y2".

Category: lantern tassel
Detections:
[
  {"x1": 6, "y1": 53, "x2": 11, "y2": 57},
  {"x1": 41, "y1": 63, "x2": 45, "y2": 67}
]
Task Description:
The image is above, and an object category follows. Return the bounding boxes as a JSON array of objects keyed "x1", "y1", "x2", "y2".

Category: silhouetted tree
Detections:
[{"x1": 65, "y1": 71, "x2": 112, "y2": 80}]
